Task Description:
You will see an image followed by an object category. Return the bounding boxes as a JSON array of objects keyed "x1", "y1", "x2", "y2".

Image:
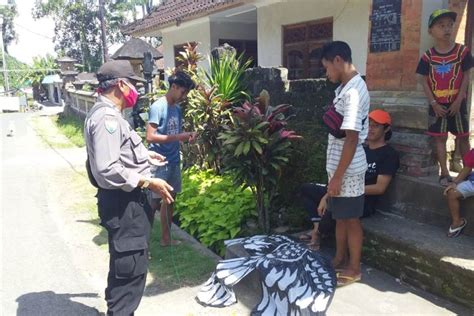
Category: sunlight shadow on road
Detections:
[{"x1": 16, "y1": 291, "x2": 101, "y2": 316}]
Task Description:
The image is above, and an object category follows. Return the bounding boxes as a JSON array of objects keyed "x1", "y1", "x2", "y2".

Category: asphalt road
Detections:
[{"x1": 1, "y1": 112, "x2": 103, "y2": 316}]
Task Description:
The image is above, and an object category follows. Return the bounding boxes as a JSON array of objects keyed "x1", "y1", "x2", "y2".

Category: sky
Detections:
[{"x1": 8, "y1": 1, "x2": 56, "y2": 64}]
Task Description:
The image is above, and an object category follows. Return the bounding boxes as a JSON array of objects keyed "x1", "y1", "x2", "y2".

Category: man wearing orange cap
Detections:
[{"x1": 301, "y1": 110, "x2": 399, "y2": 282}]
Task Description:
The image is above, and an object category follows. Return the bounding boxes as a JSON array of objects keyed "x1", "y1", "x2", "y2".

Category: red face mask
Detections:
[{"x1": 122, "y1": 80, "x2": 138, "y2": 108}]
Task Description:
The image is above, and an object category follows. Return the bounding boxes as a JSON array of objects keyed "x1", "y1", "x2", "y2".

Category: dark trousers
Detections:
[
  {"x1": 300, "y1": 183, "x2": 335, "y2": 236},
  {"x1": 97, "y1": 188, "x2": 153, "y2": 316}
]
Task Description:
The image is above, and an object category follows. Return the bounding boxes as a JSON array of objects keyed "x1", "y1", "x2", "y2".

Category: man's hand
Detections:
[
  {"x1": 443, "y1": 182, "x2": 457, "y2": 196},
  {"x1": 179, "y1": 132, "x2": 196, "y2": 142},
  {"x1": 447, "y1": 99, "x2": 462, "y2": 117},
  {"x1": 149, "y1": 178, "x2": 174, "y2": 204},
  {"x1": 432, "y1": 102, "x2": 447, "y2": 117},
  {"x1": 317, "y1": 194, "x2": 328, "y2": 217},
  {"x1": 327, "y1": 176, "x2": 342, "y2": 197},
  {"x1": 148, "y1": 151, "x2": 167, "y2": 166}
]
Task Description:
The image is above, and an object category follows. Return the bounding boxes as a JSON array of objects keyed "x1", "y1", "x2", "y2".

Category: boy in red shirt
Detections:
[
  {"x1": 416, "y1": 9, "x2": 472, "y2": 186},
  {"x1": 444, "y1": 149, "x2": 474, "y2": 237}
]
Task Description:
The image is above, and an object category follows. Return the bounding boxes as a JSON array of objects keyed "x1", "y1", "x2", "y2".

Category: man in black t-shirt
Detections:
[{"x1": 300, "y1": 110, "x2": 399, "y2": 249}]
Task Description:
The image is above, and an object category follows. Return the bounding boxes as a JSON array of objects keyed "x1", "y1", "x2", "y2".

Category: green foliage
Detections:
[
  {"x1": 0, "y1": 54, "x2": 28, "y2": 90},
  {"x1": 219, "y1": 96, "x2": 301, "y2": 232},
  {"x1": 21, "y1": 54, "x2": 59, "y2": 100},
  {"x1": 33, "y1": 0, "x2": 146, "y2": 72},
  {"x1": 175, "y1": 168, "x2": 256, "y2": 256},
  {"x1": 55, "y1": 113, "x2": 85, "y2": 147},
  {"x1": 180, "y1": 44, "x2": 252, "y2": 172},
  {"x1": 205, "y1": 52, "x2": 251, "y2": 106},
  {"x1": 0, "y1": 1, "x2": 18, "y2": 53}
]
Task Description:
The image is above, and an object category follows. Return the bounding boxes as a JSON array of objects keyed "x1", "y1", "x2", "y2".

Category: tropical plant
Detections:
[
  {"x1": 180, "y1": 44, "x2": 253, "y2": 172},
  {"x1": 22, "y1": 54, "x2": 59, "y2": 100},
  {"x1": 205, "y1": 52, "x2": 251, "y2": 106},
  {"x1": 218, "y1": 91, "x2": 302, "y2": 232},
  {"x1": 175, "y1": 167, "x2": 256, "y2": 256}
]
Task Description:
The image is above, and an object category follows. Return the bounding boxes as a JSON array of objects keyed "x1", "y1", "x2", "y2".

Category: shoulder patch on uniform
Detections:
[{"x1": 105, "y1": 118, "x2": 118, "y2": 134}]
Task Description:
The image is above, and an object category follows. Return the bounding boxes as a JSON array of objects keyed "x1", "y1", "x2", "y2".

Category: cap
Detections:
[
  {"x1": 96, "y1": 60, "x2": 146, "y2": 83},
  {"x1": 369, "y1": 109, "x2": 392, "y2": 125},
  {"x1": 429, "y1": 9, "x2": 457, "y2": 28}
]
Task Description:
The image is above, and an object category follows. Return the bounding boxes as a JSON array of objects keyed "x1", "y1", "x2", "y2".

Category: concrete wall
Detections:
[
  {"x1": 161, "y1": 17, "x2": 212, "y2": 71},
  {"x1": 210, "y1": 21, "x2": 257, "y2": 49},
  {"x1": 256, "y1": 0, "x2": 370, "y2": 75}
]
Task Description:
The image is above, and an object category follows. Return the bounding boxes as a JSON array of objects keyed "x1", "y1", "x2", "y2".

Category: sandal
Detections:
[
  {"x1": 307, "y1": 240, "x2": 320, "y2": 251},
  {"x1": 439, "y1": 175, "x2": 453, "y2": 187},
  {"x1": 447, "y1": 218, "x2": 467, "y2": 238},
  {"x1": 337, "y1": 273, "x2": 361, "y2": 287}
]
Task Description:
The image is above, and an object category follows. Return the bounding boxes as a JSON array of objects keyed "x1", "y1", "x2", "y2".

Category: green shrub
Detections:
[{"x1": 175, "y1": 167, "x2": 256, "y2": 256}]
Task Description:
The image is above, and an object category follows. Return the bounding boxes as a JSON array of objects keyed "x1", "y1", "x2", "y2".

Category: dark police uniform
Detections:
[{"x1": 85, "y1": 95, "x2": 153, "y2": 316}]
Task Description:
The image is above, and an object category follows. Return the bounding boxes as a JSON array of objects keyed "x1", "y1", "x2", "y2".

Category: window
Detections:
[
  {"x1": 219, "y1": 39, "x2": 258, "y2": 67},
  {"x1": 283, "y1": 18, "x2": 333, "y2": 79}
]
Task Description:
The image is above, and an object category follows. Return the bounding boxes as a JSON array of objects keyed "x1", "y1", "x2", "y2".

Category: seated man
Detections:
[
  {"x1": 300, "y1": 110, "x2": 400, "y2": 249},
  {"x1": 443, "y1": 147, "x2": 474, "y2": 237}
]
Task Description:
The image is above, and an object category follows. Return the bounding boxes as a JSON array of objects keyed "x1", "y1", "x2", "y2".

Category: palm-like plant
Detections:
[
  {"x1": 205, "y1": 52, "x2": 251, "y2": 106},
  {"x1": 22, "y1": 54, "x2": 59, "y2": 100},
  {"x1": 219, "y1": 90, "x2": 302, "y2": 232}
]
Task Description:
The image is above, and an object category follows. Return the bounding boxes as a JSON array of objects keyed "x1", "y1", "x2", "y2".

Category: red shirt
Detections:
[
  {"x1": 416, "y1": 44, "x2": 472, "y2": 104},
  {"x1": 463, "y1": 149, "x2": 474, "y2": 169}
]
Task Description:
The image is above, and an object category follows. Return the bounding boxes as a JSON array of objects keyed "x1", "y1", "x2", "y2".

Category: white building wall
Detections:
[
  {"x1": 210, "y1": 21, "x2": 257, "y2": 48},
  {"x1": 257, "y1": 0, "x2": 371, "y2": 74},
  {"x1": 161, "y1": 18, "x2": 212, "y2": 71}
]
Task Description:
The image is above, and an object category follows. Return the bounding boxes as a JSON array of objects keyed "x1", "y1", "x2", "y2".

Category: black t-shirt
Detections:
[{"x1": 363, "y1": 144, "x2": 400, "y2": 216}]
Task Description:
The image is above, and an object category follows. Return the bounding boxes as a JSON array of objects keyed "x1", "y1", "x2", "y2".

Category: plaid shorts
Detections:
[{"x1": 427, "y1": 100, "x2": 469, "y2": 137}]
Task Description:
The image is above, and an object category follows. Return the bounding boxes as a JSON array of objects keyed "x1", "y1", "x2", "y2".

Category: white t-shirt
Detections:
[{"x1": 326, "y1": 74, "x2": 370, "y2": 176}]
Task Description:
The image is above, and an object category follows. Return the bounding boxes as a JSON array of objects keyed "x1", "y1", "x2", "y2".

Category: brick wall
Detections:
[{"x1": 366, "y1": 0, "x2": 422, "y2": 91}]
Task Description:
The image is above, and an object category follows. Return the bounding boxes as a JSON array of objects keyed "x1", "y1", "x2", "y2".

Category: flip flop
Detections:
[
  {"x1": 439, "y1": 175, "x2": 453, "y2": 187},
  {"x1": 337, "y1": 274, "x2": 361, "y2": 287},
  {"x1": 447, "y1": 218, "x2": 467, "y2": 238},
  {"x1": 307, "y1": 241, "x2": 320, "y2": 251}
]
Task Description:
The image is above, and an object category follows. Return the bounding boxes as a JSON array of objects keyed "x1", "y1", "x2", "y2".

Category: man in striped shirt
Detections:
[{"x1": 320, "y1": 41, "x2": 370, "y2": 287}]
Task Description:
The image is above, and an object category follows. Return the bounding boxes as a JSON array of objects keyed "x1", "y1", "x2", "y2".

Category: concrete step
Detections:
[
  {"x1": 363, "y1": 212, "x2": 474, "y2": 309},
  {"x1": 378, "y1": 174, "x2": 474, "y2": 236}
]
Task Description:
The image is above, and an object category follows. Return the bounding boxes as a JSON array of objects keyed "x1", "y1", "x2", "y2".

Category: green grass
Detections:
[
  {"x1": 30, "y1": 116, "x2": 74, "y2": 148},
  {"x1": 54, "y1": 114, "x2": 85, "y2": 147},
  {"x1": 147, "y1": 223, "x2": 217, "y2": 290}
]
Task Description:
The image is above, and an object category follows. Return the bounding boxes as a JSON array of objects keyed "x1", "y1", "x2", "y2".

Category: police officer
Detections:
[{"x1": 84, "y1": 60, "x2": 174, "y2": 316}]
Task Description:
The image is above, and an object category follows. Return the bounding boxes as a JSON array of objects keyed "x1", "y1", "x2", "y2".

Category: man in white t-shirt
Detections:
[{"x1": 320, "y1": 41, "x2": 370, "y2": 287}]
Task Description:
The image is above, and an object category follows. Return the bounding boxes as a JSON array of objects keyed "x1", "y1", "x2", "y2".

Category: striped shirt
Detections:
[{"x1": 326, "y1": 74, "x2": 370, "y2": 176}]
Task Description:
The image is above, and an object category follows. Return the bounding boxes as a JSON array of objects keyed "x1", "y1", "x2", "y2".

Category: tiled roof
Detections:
[{"x1": 122, "y1": 0, "x2": 245, "y2": 36}]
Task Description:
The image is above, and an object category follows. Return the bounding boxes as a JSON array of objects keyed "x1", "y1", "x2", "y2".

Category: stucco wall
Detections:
[
  {"x1": 161, "y1": 18, "x2": 212, "y2": 71},
  {"x1": 256, "y1": 0, "x2": 370, "y2": 75},
  {"x1": 210, "y1": 21, "x2": 257, "y2": 49}
]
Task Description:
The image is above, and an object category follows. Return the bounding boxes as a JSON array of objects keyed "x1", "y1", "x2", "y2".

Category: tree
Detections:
[
  {"x1": 32, "y1": 0, "x2": 151, "y2": 72},
  {"x1": 0, "y1": 1, "x2": 18, "y2": 53},
  {"x1": 21, "y1": 54, "x2": 58, "y2": 100}
]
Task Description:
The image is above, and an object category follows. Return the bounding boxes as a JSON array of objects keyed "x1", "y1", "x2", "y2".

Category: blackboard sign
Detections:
[{"x1": 370, "y1": 0, "x2": 402, "y2": 53}]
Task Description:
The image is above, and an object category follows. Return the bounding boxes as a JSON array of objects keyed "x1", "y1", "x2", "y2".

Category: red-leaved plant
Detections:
[{"x1": 219, "y1": 90, "x2": 301, "y2": 232}]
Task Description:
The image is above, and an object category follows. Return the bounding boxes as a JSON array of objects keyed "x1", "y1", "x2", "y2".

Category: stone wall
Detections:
[
  {"x1": 65, "y1": 88, "x2": 97, "y2": 120},
  {"x1": 246, "y1": 68, "x2": 438, "y2": 178}
]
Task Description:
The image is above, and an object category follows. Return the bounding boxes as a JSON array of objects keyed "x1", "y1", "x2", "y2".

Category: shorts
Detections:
[
  {"x1": 427, "y1": 100, "x2": 469, "y2": 137},
  {"x1": 328, "y1": 195, "x2": 365, "y2": 219},
  {"x1": 151, "y1": 163, "x2": 181, "y2": 199},
  {"x1": 456, "y1": 180, "x2": 474, "y2": 199},
  {"x1": 327, "y1": 172, "x2": 365, "y2": 197}
]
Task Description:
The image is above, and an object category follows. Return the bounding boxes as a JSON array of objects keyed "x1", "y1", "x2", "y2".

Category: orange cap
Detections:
[{"x1": 369, "y1": 109, "x2": 391, "y2": 125}]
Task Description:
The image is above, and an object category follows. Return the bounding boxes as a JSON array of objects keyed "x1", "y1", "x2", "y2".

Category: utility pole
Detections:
[
  {"x1": 98, "y1": 0, "x2": 108, "y2": 63},
  {"x1": 0, "y1": 16, "x2": 9, "y2": 95}
]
